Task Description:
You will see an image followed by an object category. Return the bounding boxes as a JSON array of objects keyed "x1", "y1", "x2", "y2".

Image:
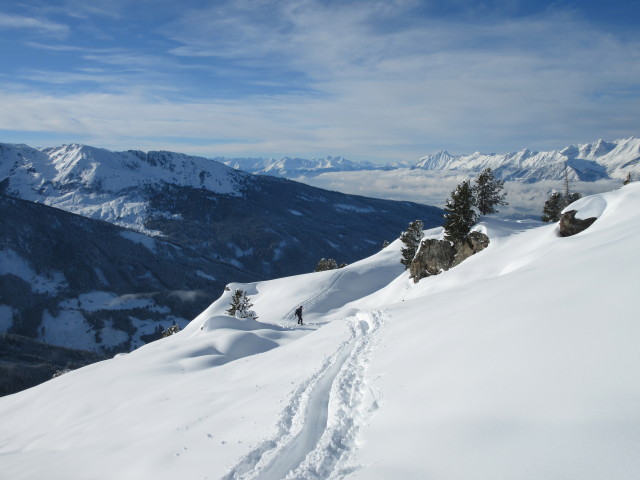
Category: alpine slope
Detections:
[{"x1": 1, "y1": 184, "x2": 639, "y2": 480}]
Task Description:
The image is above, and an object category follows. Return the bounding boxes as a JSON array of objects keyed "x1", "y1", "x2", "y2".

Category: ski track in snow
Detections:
[
  {"x1": 221, "y1": 310, "x2": 386, "y2": 480},
  {"x1": 282, "y1": 270, "x2": 346, "y2": 321}
]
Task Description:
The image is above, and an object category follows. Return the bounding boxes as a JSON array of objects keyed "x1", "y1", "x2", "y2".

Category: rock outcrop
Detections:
[
  {"x1": 409, "y1": 239, "x2": 455, "y2": 279},
  {"x1": 559, "y1": 210, "x2": 597, "y2": 237},
  {"x1": 452, "y1": 231, "x2": 491, "y2": 268},
  {"x1": 410, "y1": 231, "x2": 490, "y2": 283}
]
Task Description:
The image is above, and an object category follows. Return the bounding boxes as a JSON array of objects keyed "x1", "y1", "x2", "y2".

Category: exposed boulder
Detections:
[
  {"x1": 559, "y1": 210, "x2": 597, "y2": 237},
  {"x1": 410, "y1": 231, "x2": 490, "y2": 283},
  {"x1": 452, "y1": 231, "x2": 491, "y2": 267},
  {"x1": 409, "y1": 239, "x2": 455, "y2": 280}
]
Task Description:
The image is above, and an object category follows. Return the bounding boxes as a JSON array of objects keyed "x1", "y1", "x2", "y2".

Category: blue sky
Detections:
[{"x1": 1, "y1": 0, "x2": 639, "y2": 163}]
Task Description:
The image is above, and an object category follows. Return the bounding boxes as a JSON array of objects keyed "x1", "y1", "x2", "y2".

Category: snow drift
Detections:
[{"x1": 0, "y1": 184, "x2": 638, "y2": 480}]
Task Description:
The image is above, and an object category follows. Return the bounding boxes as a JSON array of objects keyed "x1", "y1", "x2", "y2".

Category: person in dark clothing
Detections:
[{"x1": 295, "y1": 305, "x2": 303, "y2": 325}]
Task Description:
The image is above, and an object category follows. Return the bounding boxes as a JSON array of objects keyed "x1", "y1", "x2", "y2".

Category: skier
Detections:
[{"x1": 295, "y1": 305, "x2": 303, "y2": 325}]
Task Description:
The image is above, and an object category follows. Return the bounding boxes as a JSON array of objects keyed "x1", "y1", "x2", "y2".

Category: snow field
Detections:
[
  {"x1": 0, "y1": 183, "x2": 639, "y2": 479},
  {"x1": 346, "y1": 185, "x2": 640, "y2": 480},
  {"x1": 222, "y1": 311, "x2": 386, "y2": 480}
]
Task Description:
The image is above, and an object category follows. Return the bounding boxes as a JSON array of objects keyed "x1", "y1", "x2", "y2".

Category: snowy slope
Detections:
[
  {"x1": 0, "y1": 184, "x2": 638, "y2": 479},
  {"x1": 413, "y1": 137, "x2": 640, "y2": 182}
]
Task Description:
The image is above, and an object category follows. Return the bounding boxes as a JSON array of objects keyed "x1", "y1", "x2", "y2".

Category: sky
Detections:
[{"x1": 1, "y1": 0, "x2": 639, "y2": 164}]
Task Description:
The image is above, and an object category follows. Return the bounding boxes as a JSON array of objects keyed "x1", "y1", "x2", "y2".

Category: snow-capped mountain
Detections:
[
  {"x1": 1, "y1": 183, "x2": 637, "y2": 479},
  {"x1": 413, "y1": 137, "x2": 640, "y2": 182},
  {"x1": 222, "y1": 155, "x2": 380, "y2": 177},
  {"x1": 0, "y1": 143, "x2": 242, "y2": 232},
  {"x1": 220, "y1": 137, "x2": 640, "y2": 183},
  {"x1": 0, "y1": 142, "x2": 443, "y2": 280}
]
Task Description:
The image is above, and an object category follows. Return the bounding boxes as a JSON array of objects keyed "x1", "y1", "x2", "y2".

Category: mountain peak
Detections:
[{"x1": 412, "y1": 137, "x2": 640, "y2": 181}]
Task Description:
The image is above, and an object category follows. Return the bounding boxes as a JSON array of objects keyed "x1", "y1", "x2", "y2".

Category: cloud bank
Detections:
[{"x1": 296, "y1": 169, "x2": 621, "y2": 219}]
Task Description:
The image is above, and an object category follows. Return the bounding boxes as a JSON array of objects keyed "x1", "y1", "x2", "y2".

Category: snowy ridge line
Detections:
[
  {"x1": 281, "y1": 270, "x2": 346, "y2": 321},
  {"x1": 221, "y1": 310, "x2": 386, "y2": 480}
]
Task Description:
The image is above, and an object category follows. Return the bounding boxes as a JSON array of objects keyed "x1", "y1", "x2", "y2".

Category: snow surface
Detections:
[
  {"x1": 40, "y1": 292, "x2": 181, "y2": 352},
  {"x1": 37, "y1": 309, "x2": 97, "y2": 351},
  {"x1": 1, "y1": 184, "x2": 639, "y2": 479},
  {"x1": 0, "y1": 248, "x2": 67, "y2": 294}
]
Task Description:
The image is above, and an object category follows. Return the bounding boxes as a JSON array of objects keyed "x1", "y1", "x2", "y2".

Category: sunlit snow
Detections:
[{"x1": 0, "y1": 184, "x2": 638, "y2": 480}]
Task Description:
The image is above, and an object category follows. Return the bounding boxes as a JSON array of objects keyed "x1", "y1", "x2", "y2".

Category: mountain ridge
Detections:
[
  {"x1": 412, "y1": 137, "x2": 640, "y2": 182},
  {"x1": 0, "y1": 142, "x2": 443, "y2": 274},
  {"x1": 0, "y1": 142, "x2": 443, "y2": 363},
  {"x1": 216, "y1": 137, "x2": 640, "y2": 182}
]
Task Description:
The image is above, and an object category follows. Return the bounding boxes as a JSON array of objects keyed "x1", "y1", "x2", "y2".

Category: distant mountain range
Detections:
[
  {"x1": 220, "y1": 155, "x2": 388, "y2": 177},
  {"x1": 0, "y1": 142, "x2": 442, "y2": 365},
  {"x1": 221, "y1": 137, "x2": 640, "y2": 182},
  {"x1": 412, "y1": 137, "x2": 640, "y2": 182}
]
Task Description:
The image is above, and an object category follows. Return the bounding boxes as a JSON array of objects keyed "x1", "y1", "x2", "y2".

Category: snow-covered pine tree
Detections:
[
  {"x1": 443, "y1": 180, "x2": 477, "y2": 242},
  {"x1": 566, "y1": 191, "x2": 582, "y2": 205},
  {"x1": 541, "y1": 192, "x2": 564, "y2": 222},
  {"x1": 226, "y1": 289, "x2": 258, "y2": 319},
  {"x1": 473, "y1": 167, "x2": 507, "y2": 215},
  {"x1": 400, "y1": 219, "x2": 424, "y2": 269},
  {"x1": 161, "y1": 324, "x2": 180, "y2": 337}
]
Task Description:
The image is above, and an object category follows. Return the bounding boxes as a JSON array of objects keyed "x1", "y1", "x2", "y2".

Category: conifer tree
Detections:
[
  {"x1": 443, "y1": 181, "x2": 477, "y2": 242},
  {"x1": 560, "y1": 165, "x2": 581, "y2": 208},
  {"x1": 473, "y1": 168, "x2": 507, "y2": 215},
  {"x1": 226, "y1": 289, "x2": 258, "y2": 319},
  {"x1": 161, "y1": 324, "x2": 180, "y2": 338},
  {"x1": 566, "y1": 191, "x2": 582, "y2": 205},
  {"x1": 315, "y1": 258, "x2": 338, "y2": 272},
  {"x1": 399, "y1": 219, "x2": 424, "y2": 269},
  {"x1": 541, "y1": 192, "x2": 564, "y2": 222}
]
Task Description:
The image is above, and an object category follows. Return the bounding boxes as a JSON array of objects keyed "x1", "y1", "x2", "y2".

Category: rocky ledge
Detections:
[{"x1": 410, "y1": 231, "x2": 490, "y2": 283}]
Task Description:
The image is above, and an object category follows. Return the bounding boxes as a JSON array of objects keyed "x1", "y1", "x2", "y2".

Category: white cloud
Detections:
[
  {"x1": 0, "y1": 13, "x2": 69, "y2": 36},
  {"x1": 1, "y1": 0, "x2": 639, "y2": 162},
  {"x1": 295, "y1": 169, "x2": 621, "y2": 219},
  {"x1": 159, "y1": 1, "x2": 640, "y2": 155}
]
